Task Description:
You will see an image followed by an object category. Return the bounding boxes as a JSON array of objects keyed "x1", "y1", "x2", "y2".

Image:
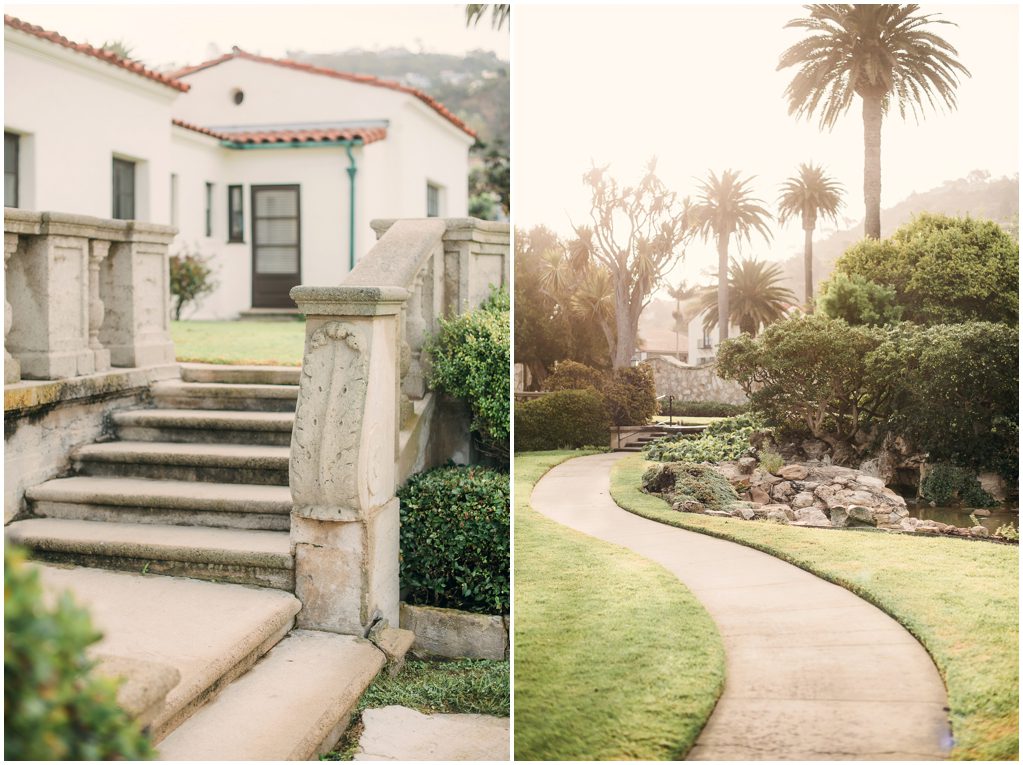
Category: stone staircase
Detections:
[{"x1": 7, "y1": 363, "x2": 411, "y2": 759}]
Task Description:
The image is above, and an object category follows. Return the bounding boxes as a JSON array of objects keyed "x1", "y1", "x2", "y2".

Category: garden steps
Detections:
[
  {"x1": 73, "y1": 441, "x2": 290, "y2": 485},
  {"x1": 6, "y1": 518, "x2": 294, "y2": 589},
  {"x1": 158, "y1": 630, "x2": 386, "y2": 761},
  {"x1": 151, "y1": 380, "x2": 299, "y2": 412},
  {"x1": 26, "y1": 476, "x2": 291, "y2": 531},
  {"x1": 180, "y1": 362, "x2": 301, "y2": 386},
  {"x1": 111, "y1": 408, "x2": 294, "y2": 446}
]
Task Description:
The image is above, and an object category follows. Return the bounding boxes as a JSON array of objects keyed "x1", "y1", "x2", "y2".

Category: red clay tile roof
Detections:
[
  {"x1": 171, "y1": 48, "x2": 474, "y2": 137},
  {"x1": 4, "y1": 15, "x2": 189, "y2": 92},
  {"x1": 172, "y1": 119, "x2": 387, "y2": 146}
]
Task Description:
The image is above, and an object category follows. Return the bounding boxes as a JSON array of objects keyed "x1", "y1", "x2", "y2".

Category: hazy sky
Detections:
[
  {"x1": 5, "y1": 3, "x2": 509, "y2": 69},
  {"x1": 514, "y1": 4, "x2": 1019, "y2": 287}
]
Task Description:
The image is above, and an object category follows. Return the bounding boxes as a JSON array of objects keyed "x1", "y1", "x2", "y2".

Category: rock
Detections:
[
  {"x1": 673, "y1": 499, "x2": 705, "y2": 514},
  {"x1": 733, "y1": 507, "x2": 756, "y2": 521},
  {"x1": 845, "y1": 490, "x2": 876, "y2": 506},
  {"x1": 765, "y1": 509, "x2": 792, "y2": 523},
  {"x1": 847, "y1": 505, "x2": 876, "y2": 526},
  {"x1": 828, "y1": 506, "x2": 849, "y2": 528},
  {"x1": 779, "y1": 464, "x2": 809, "y2": 481},
  {"x1": 705, "y1": 509, "x2": 733, "y2": 517},
  {"x1": 791, "y1": 491, "x2": 815, "y2": 509},
  {"x1": 792, "y1": 507, "x2": 831, "y2": 527},
  {"x1": 749, "y1": 486, "x2": 772, "y2": 505},
  {"x1": 712, "y1": 462, "x2": 745, "y2": 484},
  {"x1": 855, "y1": 475, "x2": 886, "y2": 490},
  {"x1": 771, "y1": 481, "x2": 795, "y2": 502},
  {"x1": 752, "y1": 469, "x2": 781, "y2": 486},
  {"x1": 756, "y1": 504, "x2": 795, "y2": 522},
  {"x1": 970, "y1": 525, "x2": 990, "y2": 538},
  {"x1": 801, "y1": 438, "x2": 830, "y2": 460},
  {"x1": 737, "y1": 456, "x2": 757, "y2": 474},
  {"x1": 978, "y1": 472, "x2": 1008, "y2": 502},
  {"x1": 900, "y1": 517, "x2": 920, "y2": 532},
  {"x1": 972, "y1": 508, "x2": 992, "y2": 517}
]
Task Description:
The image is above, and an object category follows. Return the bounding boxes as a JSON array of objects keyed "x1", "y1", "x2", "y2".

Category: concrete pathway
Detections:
[
  {"x1": 354, "y1": 706, "x2": 509, "y2": 761},
  {"x1": 531, "y1": 452, "x2": 952, "y2": 761}
]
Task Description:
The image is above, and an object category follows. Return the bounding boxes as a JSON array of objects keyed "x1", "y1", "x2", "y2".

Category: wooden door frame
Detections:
[{"x1": 250, "y1": 183, "x2": 302, "y2": 309}]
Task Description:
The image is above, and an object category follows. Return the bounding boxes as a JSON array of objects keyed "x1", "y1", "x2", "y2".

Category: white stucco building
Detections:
[
  {"x1": 4, "y1": 16, "x2": 475, "y2": 317},
  {"x1": 687, "y1": 307, "x2": 741, "y2": 366}
]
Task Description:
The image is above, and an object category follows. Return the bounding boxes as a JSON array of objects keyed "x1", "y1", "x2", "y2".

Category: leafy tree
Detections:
[
  {"x1": 691, "y1": 170, "x2": 773, "y2": 343},
  {"x1": 465, "y1": 4, "x2": 510, "y2": 30},
  {"x1": 777, "y1": 163, "x2": 844, "y2": 310},
  {"x1": 602, "y1": 364, "x2": 658, "y2": 426},
  {"x1": 666, "y1": 281, "x2": 698, "y2": 357},
  {"x1": 469, "y1": 137, "x2": 509, "y2": 219},
  {"x1": 779, "y1": 4, "x2": 970, "y2": 239},
  {"x1": 169, "y1": 248, "x2": 217, "y2": 320},
  {"x1": 570, "y1": 160, "x2": 693, "y2": 368},
  {"x1": 696, "y1": 258, "x2": 795, "y2": 338},
  {"x1": 818, "y1": 272, "x2": 903, "y2": 326},
  {"x1": 543, "y1": 360, "x2": 606, "y2": 392},
  {"x1": 831, "y1": 213, "x2": 1018, "y2": 324}
]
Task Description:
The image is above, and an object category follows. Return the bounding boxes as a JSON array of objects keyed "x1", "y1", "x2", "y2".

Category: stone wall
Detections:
[{"x1": 647, "y1": 355, "x2": 747, "y2": 405}]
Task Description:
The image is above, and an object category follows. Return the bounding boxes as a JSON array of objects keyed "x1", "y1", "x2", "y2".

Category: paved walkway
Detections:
[
  {"x1": 354, "y1": 706, "x2": 509, "y2": 761},
  {"x1": 531, "y1": 452, "x2": 951, "y2": 760}
]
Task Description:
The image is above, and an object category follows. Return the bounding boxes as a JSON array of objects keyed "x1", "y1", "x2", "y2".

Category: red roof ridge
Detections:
[
  {"x1": 170, "y1": 47, "x2": 475, "y2": 138},
  {"x1": 4, "y1": 15, "x2": 189, "y2": 92},
  {"x1": 172, "y1": 118, "x2": 388, "y2": 146}
]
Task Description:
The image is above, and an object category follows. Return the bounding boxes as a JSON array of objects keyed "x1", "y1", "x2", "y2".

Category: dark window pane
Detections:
[
  {"x1": 5, "y1": 132, "x2": 19, "y2": 208},
  {"x1": 427, "y1": 183, "x2": 439, "y2": 217},
  {"x1": 112, "y1": 158, "x2": 135, "y2": 220},
  {"x1": 205, "y1": 182, "x2": 213, "y2": 236},
  {"x1": 228, "y1": 185, "x2": 244, "y2": 242}
]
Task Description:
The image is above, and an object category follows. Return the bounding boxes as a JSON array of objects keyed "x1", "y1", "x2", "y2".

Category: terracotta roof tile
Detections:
[
  {"x1": 172, "y1": 119, "x2": 387, "y2": 146},
  {"x1": 170, "y1": 48, "x2": 474, "y2": 137},
  {"x1": 4, "y1": 15, "x2": 189, "y2": 92}
]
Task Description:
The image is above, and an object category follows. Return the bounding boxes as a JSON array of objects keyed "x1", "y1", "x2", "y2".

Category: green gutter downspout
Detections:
[{"x1": 222, "y1": 138, "x2": 362, "y2": 272}]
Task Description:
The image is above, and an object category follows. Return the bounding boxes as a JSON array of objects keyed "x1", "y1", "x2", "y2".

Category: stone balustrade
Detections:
[
  {"x1": 288, "y1": 217, "x2": 509, "y2": 637},
  {"x1": 4, "y1": 210, "x2": 176, "y2": 383}
]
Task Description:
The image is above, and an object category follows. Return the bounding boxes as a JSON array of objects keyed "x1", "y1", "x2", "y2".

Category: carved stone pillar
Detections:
[
  {"x1": 288, "y1": 285, "x2": 407, "y2": 636},
  {"x1": 88, "y1": 240, "x2": 111, "y2": 372},
  {"x1": 4, "y1": 233, "x2": 20, "y2": 384}
]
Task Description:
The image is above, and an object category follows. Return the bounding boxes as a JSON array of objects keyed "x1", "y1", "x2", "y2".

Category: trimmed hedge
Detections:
[
  {"x1": 603, "y1": 364, "x2": 657, "y2": 426},
  {"x1": 543, "y1": 360, "x2": 606, "y2": 392},
  {"x1": 658, "y1": 399, "x2": 747, "y2": 418},
  {"x1": 397, "y1": 466, "x2": 510, "y2": 615},
  {"x1": 514, "y1": 389, "x2": 611, "y2": 452}
]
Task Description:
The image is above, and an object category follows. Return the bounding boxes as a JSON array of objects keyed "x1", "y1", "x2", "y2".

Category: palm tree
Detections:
[
  {"x1": 691, "y1": 170, "x2": 773, "y2": 343},
  {"x1": 778, "y1": 163, "x2": 844, "y2": 312},
  {"x1": 665, "y1": 281, "x2": 698, "y2": 358},
  {"x1": 697, "y1": 258, "x2": 796, "y2": 338},
  {"x1": 465, "y1": 4, "x2": 510, "y2": 30},
  {"x1": 778, "y1": 4, "x2": 970, "y2": 239}
]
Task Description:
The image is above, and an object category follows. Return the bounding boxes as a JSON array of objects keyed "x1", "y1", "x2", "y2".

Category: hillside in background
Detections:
[{"x1": 287, "y1": 47, "x2": 509, "y2": 148}]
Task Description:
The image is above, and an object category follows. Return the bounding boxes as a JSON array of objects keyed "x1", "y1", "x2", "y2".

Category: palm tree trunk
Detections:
[
  {"x1": 717, "y1": 233, "x2": 729, "y2": 343},
  {"x1": 803, "y1": 224, "x2": 814, "y2": 312},
  {"x1": 862, "y1": 93, "x2": 883, "y2": 240}
]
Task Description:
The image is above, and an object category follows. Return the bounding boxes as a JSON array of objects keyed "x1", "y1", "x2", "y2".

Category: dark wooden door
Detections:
[{"x1": 251, "y1": 185, "x2": 301, "y2": 308}]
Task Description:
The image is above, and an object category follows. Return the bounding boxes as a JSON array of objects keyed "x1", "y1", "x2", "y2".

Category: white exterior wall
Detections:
[
  {"x1": 688, "y1": 309, "x2": 741, "y2": 366},
  {"x1": 4, "y1": 30, "x2": 178, "y2": 222}
]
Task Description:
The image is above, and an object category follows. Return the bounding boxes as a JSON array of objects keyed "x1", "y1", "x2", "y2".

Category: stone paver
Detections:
[
  {"x1": 531, "y1": 452, "x2": 952, "y2": 761},
  {"x1": 354, "y1": 705, "x2": 509, "y2": 761}
]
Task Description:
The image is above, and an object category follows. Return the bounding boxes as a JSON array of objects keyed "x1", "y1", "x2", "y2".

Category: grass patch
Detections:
[
  {"x1": 514, "y1": 450, "x2": 725, "y2": 761},
  {"x1": 651, "y1": 415, "x2": 722, "y2": 425},
  {"x1": 611, "y1": 454, "x2": 1019, "y2": 761},
  {"x1": 171, "y1": 320, "x2": 305, "y2": 366},
  {"x1": 323, "y1": 659, "x2": 509, "y2": 760}
]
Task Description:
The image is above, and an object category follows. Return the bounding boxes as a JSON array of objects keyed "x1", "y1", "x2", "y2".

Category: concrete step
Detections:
[
  {"x1": 7, "y1": 518, "x2": 294, "y2": 590},
  {"x1": 73, "y1": 441, "x2": 290, "y2": 486},
  {"x1": 111, "y1": 409, "x2": 294, "y2": 446},
  {"x1": 180, "y1": 363, "x2": 301, "y2": 386},
  {"x1": 33, "y1": 563, "x2": 301, "y2": 740},
  {"x1": 158, "y1": 630, "x2": 386, "y2": 761},
  {"x1": 27, "y1": 476, "x2": 292, "y2": 531},
  {"x1": 151, "y1": 381, "x2": 298, "y2": 412}
]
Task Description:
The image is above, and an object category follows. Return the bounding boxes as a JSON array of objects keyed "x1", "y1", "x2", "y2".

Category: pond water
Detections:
[{"x1": 907, "y1": 505, "x2": 1018, "y2": 534}]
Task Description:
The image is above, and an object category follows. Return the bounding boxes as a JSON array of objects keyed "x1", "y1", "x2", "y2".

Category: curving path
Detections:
[{"x1": 531, "y1": 452, "x2": 952, "y2": 761}]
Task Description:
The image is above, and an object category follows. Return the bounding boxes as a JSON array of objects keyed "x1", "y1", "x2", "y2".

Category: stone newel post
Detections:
[{"x1": 288, "y1": 285, "x2": 407, "y2": 636}]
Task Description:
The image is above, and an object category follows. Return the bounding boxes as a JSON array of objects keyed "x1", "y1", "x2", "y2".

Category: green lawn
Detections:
[
  {"x1": 651, "y1": 415, "x2": 722, "y2": 425},
  {"x1": 611, "y1": 454, "x2": 1020, "y2": 761},
  {"x1": 171, "y1": 320, "x2": 305, "y2": 366},
  {"x1": 514, "y1": 450, "x2": 725, "y2": 761}
]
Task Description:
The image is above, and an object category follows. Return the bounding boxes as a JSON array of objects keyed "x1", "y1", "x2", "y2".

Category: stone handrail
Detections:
[
  {"x1": 287, "y1": 217, "x2": 508, "y2": 637},
  {"x1": 4, "y1": 210, "x2": 176, "y2": 384}
]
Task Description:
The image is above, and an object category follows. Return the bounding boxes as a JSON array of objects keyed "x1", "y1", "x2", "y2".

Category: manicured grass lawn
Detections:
[
  {"x1": 171, "y1": 320, "x2": 305, "y2": 366},
  {"x1": 651, "y1": 415, "x2": 722, "y2": 425},
  {"x1": 514, "y1": 450, "x2": 725, "y2": 761},
  {"x1": 611, "y1": 454, "x2": 1020, "y2": 761},
  {"x1": 325, "y1": 659, "x2": 509, "y2": 760}
]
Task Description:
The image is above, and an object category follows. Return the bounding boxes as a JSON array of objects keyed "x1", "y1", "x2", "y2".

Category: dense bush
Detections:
[
  {"x1": 514, "y1": 389, "x2": 611, "y2": 451},
  {"x1": 658, "y1": 399, "x2": 747, "y2": 418},
  {"x1": 169, "y1": 248, "x2": 217, "y2": 320},
  {"x1": 646, "y1": 412, "x2": 764, "y2": 463},
  {"x1": 4, "y1": 544, "x2": 154, "y2": 760},
  {"x1": 818, "y1": 272, "x2": 903, "y2": 326},
  {"x1": 543, "y1": 360, "x2": 606, "y2": 392},
  {"x1": 397, "y1": 466, "x2": 509, "y2": 614},
  {"x1": 831, "y1": 213, "x2": 1018, "y2": 325},
  {"x1": 603, "y1": 364, "x2": 657, "y2": 426},
  {"x1": 427, "y1": 289, "x2": 511, "y2": 461},
  {"x1": 919, "y1": 464, "x2": 997, "y2": 508},
  {"x1": 642, "y1": 462, "x2": 739, "y2": 512}
]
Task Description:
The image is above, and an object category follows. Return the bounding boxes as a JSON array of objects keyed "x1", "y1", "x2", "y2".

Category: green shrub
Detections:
[
  {"x1": 920, "y1": 464, "x2": 997, "y2": 508},
  {"x1": 515, "y1": 389, "x2": 611, "y2": 452},
  {"x1": 642, "y1": 462, "x2": 739, "y2": 512},
  {"x1": 994, "y1": 523, "x2": 1019, "y2": 542},
  {"x1": 646, "y1": 413, "x2": 765, "y2": 463},
  {"x1": 543, "y1": 360, "x2": 606, "y2": 392},
  {"x1": 169, "y1": 248, "x2": 217, "y2": 320},
  {"x1": 759, "y1": 450, "x2": 784, "y2": 475},
  {"x1": 658, "y1": 400, "x2": 747, "y2": 418},
  {"x1": 603, "y1": 364, "x2": 657, "y2": 426},
  {"x1": 818, "y1": 272, "x2": 903, "y2": 326},
  {"x1": 427, "y1": 289, "x2": 511, "y2": 461},
  {"x1": 4, "y1": 544, "x2": 154, "y2": 761},
  {"x1": 397, "y1": 466, "x2": 509, "y2": 614}
]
